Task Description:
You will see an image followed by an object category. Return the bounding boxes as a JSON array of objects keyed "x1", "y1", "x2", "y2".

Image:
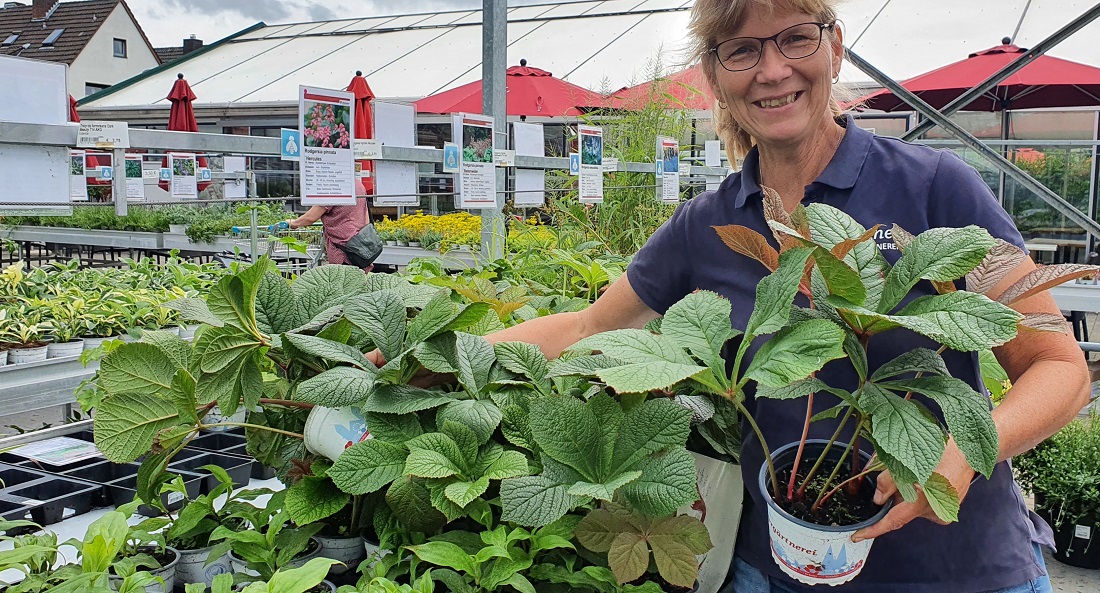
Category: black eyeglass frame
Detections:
[{"x1": 709, "y1": 22, "x2": 835, "y2": 73}]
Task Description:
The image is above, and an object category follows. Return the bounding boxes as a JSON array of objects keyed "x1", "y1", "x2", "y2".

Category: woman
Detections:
[
  {"x1": 371, "y1": 1, "x2": 1088, "y2": 590},
  {"x1": 287, "y1": 199, "x2": 369, "y2": 269}
]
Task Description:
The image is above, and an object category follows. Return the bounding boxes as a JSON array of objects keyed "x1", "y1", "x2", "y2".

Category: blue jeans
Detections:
[{"x1": 727, "y1": 544, "x2": 1052, "y2": 593}]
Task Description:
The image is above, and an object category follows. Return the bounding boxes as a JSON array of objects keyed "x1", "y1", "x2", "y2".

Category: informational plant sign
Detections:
[
  {"x1": 124, "y1": 154, "x2": 145, "y2": 200},
  {"x1": 76, "y1": 120, "x2": 130, "y2": 149},
  {"x1": 10, "y1": 436, "x2": 102, "y2": 466},
  {"x1": 578, "y1": 125, "x2": 604, "y2": 204},
  {"x1": 69, "y1": 150, "x2": 88, "y2": 201},
  {"x1": 168, "y1": 152, "x2": 198, "y2": 199},
  {"x1": 452, "y1": 113, "x2": 496, "y2": 208},
  {"x1": 657, "y1": 136, "x2": 680, "y2": 203},
  {"x1": 299, "y1": 85, "x2": 356, "y2": 206},
  {"x1": 512, "y1": 122, "x2": 545, "y2": 207}
]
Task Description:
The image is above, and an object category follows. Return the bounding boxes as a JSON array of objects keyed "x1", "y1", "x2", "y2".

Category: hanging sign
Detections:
[
  {"x1": 69, "y1": 150, "x2": 88, "y2": 201},
  {"x1": 512, "y1": 122, "x2": 545, "y2": 207},
  {"x1": 167, "y1": 152, "x2": 198, "y2": 199},
  {"x1": 657, "y1": 136, "x2": 680, "y2": 204},
  {"x1": 280, "y1": 128, "x2": 301, "y2": 161},
  {"x1": 124, "y1": 155, "x2": 145, "y2": 200},
  {"x1": 705, "y1": 140, "x2": 721, "y2": 167},
  {"x1": 442, "y1": 142, "x2": 460, "y2": 174},
  {"x1": 602, "y1": 157, "x2": 619, "y2": 173},
  {"x1": 353, "y1": 139, "x2": 383, "y2": 160},
  {"x1": 494, "y1": 149, "x2": 515, "y2": 168},
  {"x1": 578, "y1": 125, "x2": 603, "y2": 204},
  {"x1": 76, "y1": 120, "x2": 130, "y2": 149},
  {"x1": 453, "y1": 113, "x2": 496, "y2": 208},
  {"x1": 298, "y1": 85, "x2": 356, "y2": 206}
]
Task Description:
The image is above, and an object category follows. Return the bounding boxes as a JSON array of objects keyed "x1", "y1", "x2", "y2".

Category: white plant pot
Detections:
[
  {"x1": 408, "y1": 241, "x2": 421, "y2": 248},
  {"x1": 230, "y1": 537, "x2": 320, "y2": 578},
  {"x1": 760, "y1": 440, "x2": 891, "y2": 587},
  {"x1": 82, "y1": 336, "x2": 108, "y2": 350},
  {"x1": 169, "y1": 224, "x2": 187, "y2": 234},
  {"x1": 362, "y1": 537, "x2": 392, "y2": 572},
  {"x1": 109, "y1": 546, "x2": 179, "y2": 593},
  {"x1": 316, "y1": 533, "x2": 366, "y2": 574},
  {"x1": 47, "y1": 339, "x2": 85, "y2": 359},
  {"x1": 0, "y1": 349, "x2": 7, "y2": 366},
  {"x1": 179, "y1": 324, "x2": 202, "y2": 340},
  {"x1": 304, "y1": 406, "x2": 372, "y2": 462},
  {"x1": 202, "y1": 405, "x2": 247, "y2": 431},
  {"x1": 679, "y1": 451, "x2": 743, "y2": 593},
  {"x1": 175, "y1": 545, "x2": 231, "y2": 590},
  {"x1": 9, "y1": 345, "x2": 48, "y2": 364},
  {"x1": 160, "y1": 326, "x2": 182, "y2": 337}
]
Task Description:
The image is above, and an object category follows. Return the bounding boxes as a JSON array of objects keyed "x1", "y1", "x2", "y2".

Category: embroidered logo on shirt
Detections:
[{"x1": 874, "y1": 227, "x2": 898, "y2": 252}]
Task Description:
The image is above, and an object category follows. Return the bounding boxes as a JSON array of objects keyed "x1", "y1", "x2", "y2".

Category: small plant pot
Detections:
[
  {"x1": 179, "y1": 324, "x2": 202, "y2": 340},
  {"x1": 201, "y1": 405, "x2": 247, "y2": 431},
  {"x1": 169, "y1": 224, "x2": 188, "y2": 234},
  {"x1": 0, "y1": 349, "x2": 8, "y2": 366},
  {"x1": 82, "y1": 336, "x2": 108, "y2": 350},
  {"x1": 759, "y1": 440, "x2": 892, "y2": 587},
  {"x1": 384, "y1": 240, "x2": 396, "y2": 246},
  {"x1": 303, "y1": 406, "x2": 371, "y2": 462},
  {"x1": 46, "y1": 339, "x2": 85, "y2": 359},
  {"x1": 315, "y1": 533, "x2": 365, "y2": 575},
  {"x1": 8, "y1": 345, "x2": 48, "y2": 364},
  {"x1": 397, "y1": 241, "x2": 409, "y2": 247},
  {"x1": 362, "y1": 536, "x2": 392, "y2": 572},
  {"x1": 0, "y1": 475, "x2": 99, "y2": 526},
  {"x1": 175, "y1": 544, "x2": 232, "y2": 590},
  {"x1": 109, "y1": 546, "x2": 179, "y2": 593},
  {"x1": 1035, "y1": 495, "x2": 1100, "y2": 569},
  {"x1": 407, "y1": 241, "x2": 421, "y2": 248},
  {"x1": 229, "y1": 536, "x2": 321, "y2": 578}
]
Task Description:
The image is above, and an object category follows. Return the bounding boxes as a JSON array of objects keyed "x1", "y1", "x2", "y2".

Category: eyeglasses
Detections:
[{"x1": 710, "y1": 22, "x2": 834, "y2": 72}]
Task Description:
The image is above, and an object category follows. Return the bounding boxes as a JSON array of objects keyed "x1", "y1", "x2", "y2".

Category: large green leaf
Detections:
[
  {"x1": 879, "y1": 226, "x2": 994, "y2": 313},
  {"x1": 744, "y1": 319, "x2": 846, "y2": 387},
  {"x1": 493, "y1": 342, "x2": 551, "y2": 394},
  {"x1": 547, "y1": 354, "x2": 624, "y2": 377},
  {"x1": 805, "y1": 204, "x2": 888, "y2": 310},
  {"x1": 608, "y1": 532, "x2": 649, "y2": 584},
  {"x1": 436, "y1": 400, "x2": 503, "y2": 444},
  {"x1": 386, "y1": 477, "x2": 446, "y2": 533},
  {"x1": 285, "y1": 476, "x2": 349, "y2": 525},
  {"x1": 267, "y1": 558, "x2": 341, "y2": 593},
  {"x1": 94, "y1": 392, "x2": 182, "y2": 462},
  {"x1": 162, "y1": 297, "x2": 224, "y2": 328},
  {"x1": 755, "y1": 377, "x2": 830, "y2": 401},
  {"x1": 206, "y1": 261, "x2": 265, "y2": 334},
  {"x1": 499, "y1": 475, "x2": 582, "y2": 527},
  {"x1": 879, "y1": 375, "x2": 999, "y2": 477},
  {"x1": 589, "y1": 394, "x2": 623, "y2": 479},
  {"x1": 292, "y1": 265, "x2": 371, "y2": 319},
  {"x1": 595, "y1": 361, "x2": 709, "y2": 394},
  {"x1": 619, "y1": 448, "x2": 698, "y2": 517},
  {"x1": 479, "y1": 449, "x2": 530, "y2": 480},
  {"x1": 256, "y1": 271, "x2": 304, "y2": 335},
  {"x1": 364, "y1": 385, "x2": 458, "y2": 414},
  {"x1": 406, "y1": 541, "x2": 476, "y2": 575},
  {"x1": 810, "y1": 246, "x2": 867, "y2": 306},
  {"x1": 922, "y1": 472, "x2": 960, "y2": 523},
  {"x1": 610, "y1": 398, "x2": 691, "y2": 476},
  {"x1": 139, "y1": 331, "x2": 192, "y2": 371},
  {"x1": 859, "y1": 382, "x2": 945, "y2": 483},
  {"x1": 99, "y1": 342, "x2": 180, "y2": 399},
  {"x1": 406, "y1": 290, "x2": 460, "y2": 344},
  {"x1": 193, "y1": 326, "x2": 262, "y2": 374},
  {"x1": 570, "y1": 329, "x2": 694, "y2": 366},
  {"x1": 328, "y1": 439, "x2": 409, "y2": 494},
  {"x1": 295, "y1": 366, "x2": 376, "y2": 408},
  {"x1": 405, "y1": 433, "x2": 467, "y2": 478},
  {"x1": 745, "y1": 247, "x2": 814, "y2": 339},
  {"x1": 870, "y1": 348, "x2": 950, "y2": 383},
  {"x1": 892, "y1": 291, "x2": 1021, "y2": 351},
  {"x1": 282, "y1": 333, "x2": 368, "y2": 370},
  {"x1": 566, "y1": 471, "x2": 643, "y2": 501},
  {"x1": 660, "y1": 291, "x2": 734, "y2": 375},
  {"x1": 343, "y1": 290, "x2": 407, "y2": 362},
  {"x1": 451, "y1": 333, "x2": 496, "y2": 397},
  {"x1": 166, "y1": 368, "x2": 199, "y2": 425},
  {"x1": 529, "y1": 396, "x2": 601, "y2": 482},
  {"x1": 414, "y1": 335, "x2": 458, "y2": 374},
  {"x1": 444, "y1": 477, "x2": 491, "y2": 507},
  {"x1": 363, "y1": 412, "x2": 423, "y2": 443}
]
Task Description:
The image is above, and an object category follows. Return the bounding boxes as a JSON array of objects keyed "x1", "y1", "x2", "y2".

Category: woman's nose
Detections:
[{"x1": 755, "y1": 41, "x2": 792, "y2": 82}]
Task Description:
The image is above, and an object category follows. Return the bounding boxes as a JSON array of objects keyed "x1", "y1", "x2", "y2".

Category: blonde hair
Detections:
[{"x1": 688, "y1": 0, "x2": 849, "y2": 157}]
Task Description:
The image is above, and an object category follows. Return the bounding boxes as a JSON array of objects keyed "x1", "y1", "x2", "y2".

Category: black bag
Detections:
[{"x1": 340, "y1": 224, "x2": 384, "y2": 268}]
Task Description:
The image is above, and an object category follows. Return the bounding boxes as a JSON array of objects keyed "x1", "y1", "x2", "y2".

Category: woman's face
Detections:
[{"x1": 710, "y1": 8, "x2": 843, "y2": 150}]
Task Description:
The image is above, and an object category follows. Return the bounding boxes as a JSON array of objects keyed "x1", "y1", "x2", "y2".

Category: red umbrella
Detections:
[
  {"x1": 69, "y1": 94, "x2": 81, "y2": 123},
  {"x1": 855, "y1": 39, "x2": 1100, "y2": 112},
  {"x1": 414, "y1": 59, "x2": 605, "y2": 116},
  {"x1": 69, "y1": 94, "x2": 109, "y2": 185},
  {"x1": 162, "y1": 73, "x2": 210, "y2": 192},
  {"x1": 347, "y1": 71, "x2": 375, "y2": 195},
  {"x1": 605, "y1": 65, "x2": 714, "y2": 110}
]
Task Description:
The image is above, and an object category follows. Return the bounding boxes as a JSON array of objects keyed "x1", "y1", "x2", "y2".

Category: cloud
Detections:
[{"x1": 158, "y1": 0, "x2": 296, "y2": 22}]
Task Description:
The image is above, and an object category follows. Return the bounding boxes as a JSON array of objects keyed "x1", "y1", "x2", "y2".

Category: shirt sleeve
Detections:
[
  {"x1": 928, "y1": 149, "x2": 1025, "y2": 249},
  {"x1": 625, "y1": 199, "x2": 694, "y2": 315}
]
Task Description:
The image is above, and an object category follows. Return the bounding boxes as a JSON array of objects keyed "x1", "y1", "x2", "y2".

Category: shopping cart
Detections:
[{"x1": 217, "y1": 223, "x2": 325, "y2": 273}]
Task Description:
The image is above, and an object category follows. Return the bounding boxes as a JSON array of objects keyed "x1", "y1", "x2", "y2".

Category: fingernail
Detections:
[
  {"x1": 851, "y1": 534, "x2": 864, "y2": 543},
  {"x1": 873, "y1": 493, "x2": 884, "y2": 505}
]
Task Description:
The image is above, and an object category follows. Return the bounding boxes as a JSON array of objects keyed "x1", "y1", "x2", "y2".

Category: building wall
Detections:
[{"x1": 68, "y1": 4, "x2": 159, "y2": 98}]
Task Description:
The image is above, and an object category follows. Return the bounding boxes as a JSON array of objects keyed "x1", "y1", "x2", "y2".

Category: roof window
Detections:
[
  {"x1": 42, "y1": 28, "x2": 63, "y2": 46},
  {"x1": 1, "y1": 32, "x2": 17, "y2": 46}
]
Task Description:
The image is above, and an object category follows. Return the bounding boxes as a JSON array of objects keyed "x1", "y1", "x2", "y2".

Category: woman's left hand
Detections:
[{"x1": 851, "y1": 439, "x2": 975, "y2": 542}]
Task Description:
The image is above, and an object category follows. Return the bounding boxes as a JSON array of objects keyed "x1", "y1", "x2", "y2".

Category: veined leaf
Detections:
[
  {"x1": 761, "y1": 186, "x2": 796, "y2": 246},
  {"x1": 407, "y1": 541, "x2": 476, "y2": 575},
  {"x1": 444, "y1": 477, "x2": 490, "y2": 508},
  {"x1": 569, "y1": 329, "x2": 694, "y2": 366},
  {"x1": 997, "y1": 263, "x2": 1097, "y2": 305},
  {"x1": 406, "y1": 290, "x2": 460, "y2": 344},
  {"x1": 745, "y1": 246, "x2": 814, "y2": 339},
  {"x1": 500, "y1": 475, "x2": 583, "y2": 527},
  {"x1": 879, "y1": 226, "x2": 995, "y2": 313},
  {"x1": 94, "y1": 392, "x2": 182, "y2": 463},
  {"x1": 894, "y1": 291, "x2": 1021, "y2": 350},
  {"x1": 440, "y1": 420, "x2": 480, "y2": 464},
  {"x1": 99, "y1": 342, "x2": 180, "y2": 400},
  {"x1": 364, "y1": 385, "x2": 458, "y2": 414},
  {"x1": 1019, "y1": 313, "x2": 1069, "y2": 333},
  {"x1": 923, "y1": 472, "x2": 960, "y2": 523},
  {"x1": 620, "y1": 448, "x2": 698, "y2": 517},
  {"x1": 711, "y1": 224, "x2": 779, "y2": 272},
  {"x1": 548, "y1": 354, "x2": 624, "y2": 377},
  {"x1": 328, "y1": 440, "x2": 408, "y2": 494},
  {"x1": 608, "y1": 532, "x2": 649, "y2": 584},
  {"x1": 493, "y1": 342, "x2": 551, "y2": 393},
  {"x1": 386, "y1": 477, "x2": 446, "y2": 533},
  {"x1": 256, "y1": 271, "x2": 304, "y2": 335},
  {"x1": 139, "y1": 331, "x2": 192, "y2": 371},
  {"x1": 206, "y1": 262, "x2": 265, "y2": 334},
  {"x1": 744, "y1": 319, "x2": 846, "y2": 387},
  {"x1": 295, "y1": 366, "x2": 376, "y2": 408},
  {"x1": 405, "y1": 433, "x2": 467, "y2": 478},
  {"x1": 805, "y1": 204, "x2": 887, "y2": 310},
  {"x1": 452, "y1": 333, "x2": 496, "y2": 397},
  {"x1": 162, "y1": 297, "x2": 224, "y2": 327},
  {"x1": 343, "y1": 290, "x2": 407, "y2": 362},
  {"x1": 595, "y1": 361, "x2": 709, "y2": 394},
  {"x1": 891, "y1": 224, "x2": 916, "y2": 252},
  {"x1": 285, "y1": 476, "x2": 349, "y2": 525},
  {"x1": 480, "y1": 450, "x2": 530, "y2": 480},
  {"x1": 363, "y1": 412, "x2": 422, "y2": 443},
  {"x1": 611, "y1": 398, "x2": 691, "y2": 476},
  {"x1": 966, "y1": 239, "x2": 1027, "y2": 295},
  {"x1": 859, "y1": 383, "x2": 945, "y2": 483},
  {"x1": 869, "y1": 348, "x2": 950, "y2": 383},
  {"x1": 436, "y1": 399, "x2": 503, "y2": 444},
  {"x1": 292, "y1": 265, "x2": 370, "y2": 319},
  {"x1": 661, "y1": 290, "x2": 733, "y2": 376},
  {"x1": 414, "y1": 334, "x2": 458, "y2": 373},
  {"x1": 811, "y1": 246, "x2": 867, "y2": 306},
  {"x1": 282, "y1": 333, "x2": 368, "y2": 370},
  {"x1": 530, "y1": 397, "x2": 601, "y2": 482},
  {"x1": 566, "y1": 471, "x2": 642, "y2": 501},
  {"x1": 194, "y1": 326, "x2": 262, "y2": 374},
  {"x1": 755, "y1": 376, "x2": 828, "y2": 400}
]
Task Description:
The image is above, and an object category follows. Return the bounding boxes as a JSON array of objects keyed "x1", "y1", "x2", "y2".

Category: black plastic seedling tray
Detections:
[
  {"x1": 0, "y1": 475, "x2": 99, "y2": 525},
  {"x1": 186, "y1": 432, "x2": 248, "y2": 453},
  {"x1": 167, "y1": 452, "x2": 253, "y2": 491},
  {"x1": 106, "y1": 470, "x2": 205, "y2": 516}
]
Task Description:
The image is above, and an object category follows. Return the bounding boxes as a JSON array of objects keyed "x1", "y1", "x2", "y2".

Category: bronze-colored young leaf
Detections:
[
  {"x1": 789, "y1": 204, "x2": 811, "y2": 237},
  {"x1": 1019, "y1": 313, "x2": 1069, "y2": 333},
  {"x1": 607, "y1": 532, "x2": 649, "y2": 585},
  {"x1": 712, "y1": 225, "x2": 779, "y2": 272},
  {"x1": 930, "y1": 280, "x2": 957, "y2": 295},
  {"x1": 997, "y1": 264, "x2": 1098, "y2": 305},
  {"x1": 965, "y1": 239, "x2": 1026, "y2": 295},
  {"x1": 830, "y1": 225, "x2": 879, "y2": 260},
  {"x1": 761, "y1": 186, "x2": 796, "y2": 247},
  {"x1": 891, "y1": 224, "x2": 916, "y2": 252}
]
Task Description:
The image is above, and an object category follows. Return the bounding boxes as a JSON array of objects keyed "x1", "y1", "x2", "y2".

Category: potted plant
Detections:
[
  {"x1": 560, "y1": 195, "x2": 1093, "y2": 586},
  {"x1": 1015, "y1": 412, "x2": 1100, "y2": 569},
  {"x1": 0, "y1": 518, "x2": 64, "y2": 593},
  {"x1": 46, "y1": 297, "x2": 86, "y2": 358},
  {"x1": 207, "y1": 490, "x2": 325, "y2": 584},
  {"x1": 6, "y1": 305, "x2": 52, "y2": 364},
  {"x1": 0, "y1": 307, "x2": 15, "y2": 366},
  {"x1": 418, "y1": 230, "x2": 442, "y2": 252},
  {"x1": 393, "y1": 229, "x2": 410, "y2": 247},
  {"x1": 378, "y1": 227, "x2": 397, "y2": 247}
]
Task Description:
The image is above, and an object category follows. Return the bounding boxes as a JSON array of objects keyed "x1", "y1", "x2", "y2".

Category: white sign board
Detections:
[
  {"x1": 124, "y1": 155, "x2": 145, "y2": 200},
  {"x1": 0, "y1": 56, "x2": 70, "y2": 210},
  {"x1": 69, "y1": 150, "x2": 88, "y2": 201},
  {"x1": 373, "y1": 101, "x2": 419, "y2": 207},
  {"x1": 578, "y1": 125, "x2": 604, "y2": 204},
  {"x1": 77, "y1": 121, "x2": 130, "y2": 149},
  {"x1": 168, "y1": 152, "x2": 198, "y2": 199},
  {"x1": 0, "y1": 55, "x2": 67, "y2": 125},
  {"x1": 299, "y1": 85, "x2": 356, "y2": 206},
  {"x1": 705, "y1": 140, "x2": 722, "y2": 167},
  {"x1": 657, "y1": 136, "x2": 681, "y2": 204},
  {"x1": 353, "y1": 139, "x2": 383, "y2": 160},
  {"x1": 223, "y1": 156, "x2": 248, "y2": 199},
  {"x1": 453, "y1": 113, "x2": 497, "y2": 209},
  {"x1": 512, "y1": 122, "x2": 545, "y2": 207}
]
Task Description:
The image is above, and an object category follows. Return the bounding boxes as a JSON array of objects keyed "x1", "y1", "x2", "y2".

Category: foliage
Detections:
[
  {"x1": 1015, "y1": 412, "x2": 1100, "y2": 527},
  {"x1": 208, "y1": 491, "x2": 325, "y2": 582},
  {"x1": 157, "y1": 465, "x2": 272, "y2": 550}
]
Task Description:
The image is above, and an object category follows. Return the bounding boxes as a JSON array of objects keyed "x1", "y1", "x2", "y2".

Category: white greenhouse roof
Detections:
[{"x1": 82, "y1": 0, "x2": 1100, "y2": 110}]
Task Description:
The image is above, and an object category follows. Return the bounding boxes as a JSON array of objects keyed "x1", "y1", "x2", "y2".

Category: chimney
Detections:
[
  {"x1": 182, "y1": 34, "x2": 203, "y2": 53},
  {"x1": 31, "y1": 0, "x2": 57, "y2": 20}
]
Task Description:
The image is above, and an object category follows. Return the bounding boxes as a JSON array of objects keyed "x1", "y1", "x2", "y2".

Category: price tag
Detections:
[
  {"x1": 602, "y1": 157, "x2": 619, "y2": 173},
  {"x1": 1075, "y1": 525, "x2": 1092, "y2": 539},
  {"x1": 494, "y1": 149, "x2": 515, "y2": 167},
  {"x1": 353, "y1": 139, "x2": 383, "y2": 160},
  {"x1": 166, "y1": 491, "x2": 185, "y2": 505},
  {"x1": 76, "y1": 121, "x2": 130, "y2": 149},
  {"x1": 142, "y1": 168, "x2": 159, "y2": 180}
]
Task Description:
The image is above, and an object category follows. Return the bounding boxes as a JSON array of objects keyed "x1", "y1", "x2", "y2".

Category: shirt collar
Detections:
[{"x1": 733, "y1": 115, "x2": 873, "y2": 209}]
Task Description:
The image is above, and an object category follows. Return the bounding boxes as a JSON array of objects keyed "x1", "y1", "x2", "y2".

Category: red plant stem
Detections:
[
  {"x1": 797, "y1": 406, "x2": 853, "y2": 499},
  {"x1": 787, "y1": 387, "x2": 815, "y2": 502},
  {"x1": 818, "y1": 467, "x2": 879, "y2": 508},
  {"x1": 812, "y1": 419, "x2": 865, "y2": 512}
]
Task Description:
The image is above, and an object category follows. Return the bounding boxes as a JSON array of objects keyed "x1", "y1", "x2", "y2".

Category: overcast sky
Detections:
[{"x1": 127, "y1": 0, "x2": 1100, "y2": 81}]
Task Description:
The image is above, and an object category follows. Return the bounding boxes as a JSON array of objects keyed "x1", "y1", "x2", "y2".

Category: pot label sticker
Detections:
[
  {"x1": 766, "y1": 505, "x2": 873, "y2": 586},
  {"x1": 1075, "y1": 524, "x2": 1092, "y2": 539},
  {"x1": 166, "y1": 491, "x2": 186, "y2": 505}
]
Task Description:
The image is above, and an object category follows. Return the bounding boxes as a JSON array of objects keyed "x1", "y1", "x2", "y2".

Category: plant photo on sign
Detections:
[
  {"x1": 580, "y1": 132, "x2": 602, "y2": 166},
  {"x1": 173, "y1": 158, "x2": 196, "y2": 177},
  {"x1": 70, "y1": 155, "x2": 85, "y2": 176},
  {"x1": 302, "y1": 101, "x2": 351, "y2": 149},
  {"x1": 558, "y1": 187, "x2": 1098, "y2": 585},
  {"x1": 462, "y1": 123, "x2": 493, "y2": 163},
  {"x1": 125, "y1": 159, "x2": 143, "y2": 179}
]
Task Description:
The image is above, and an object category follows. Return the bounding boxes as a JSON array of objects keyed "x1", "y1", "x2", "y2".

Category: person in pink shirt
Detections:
[{"x1": 287, "y1": 200, "x2": 371, "y2": 270}]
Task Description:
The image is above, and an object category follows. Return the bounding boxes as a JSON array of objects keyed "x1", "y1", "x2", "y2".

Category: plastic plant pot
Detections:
[
  {"x1": 759, "y1": 440, "x2": 892, "y2": 587},
  {"x1": 175, "y1": 544, "x2": 232, "y2": 590},
  {"x1": 229, "y1": 537, "x2": 321, "y2": 578},
  {"x1": 303, "y1": 405, "x2": 371, "y2": 462},
  {"x1": 46, "y1": 339, "x2": 84, "y2": 359},
  {"x1": 1035, "y1": 495, "x2": 1100, "y2": 570},
  {"x1": 108, "y1": 546, "x2": 179, "y2": 593},
  {"x1": 315, "y1": 533, "x2": 365, "y2": 575},
  {"x1": 8, "y1": 345, "x2": 47, "y2": 364},
  {"x1": 0, "y1": 498, "x2": 43, "y2": 528},
  {"x1": 166, "y1": 452, "x2": 253, "y2": 492},
  {"x1": 0, "y1": 476, "x2": 99, "y2": 525},
  {"x1": 106, "y1": 471, "x2": 205, "y2": 516},
  {"x1": 186, "y1": 432, "x2": 248, "y2": 453}
]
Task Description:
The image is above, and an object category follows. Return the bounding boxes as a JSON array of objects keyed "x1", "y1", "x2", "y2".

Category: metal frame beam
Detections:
[
  {"x1": 901, "y1": 4, "x2": 1100, "y2": 141},
  {"x1": 845, "y1": 48, "x2": 1100, "y2": 239}
]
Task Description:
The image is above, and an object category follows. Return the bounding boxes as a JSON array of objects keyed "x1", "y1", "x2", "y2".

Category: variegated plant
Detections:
[{"x1": 559, "y1": 186, "x2": 1097, "y2": 524}]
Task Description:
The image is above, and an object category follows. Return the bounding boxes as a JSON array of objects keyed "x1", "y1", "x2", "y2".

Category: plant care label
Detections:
[
  {"x1": 1075, "y1": 525, "x2": 1092, "y2": 539},
  {"x1": 452, "y1": 113, "x2": 497, "y2": 209},
  {"x1": 493, "y1": 149, "x2": 515, "y2": 168},
  {"x1": 578, "y1": 125, "x2": 604, "y2": 204},
  {"x1": 166, "y1": 491, "x2": 186, "y2": 505},
  {"x1": 77, "y1": 120, "x2": 130, "y2": 149},
  {"x1": 10, "y1": 436, "x2": 103, "y2": 466},
  {"x1": 353, "y1": 139, "x2": 383, "y2": 160},
  {"x1": 299, "y1": 85, "x2": 356, "y2": 206}
]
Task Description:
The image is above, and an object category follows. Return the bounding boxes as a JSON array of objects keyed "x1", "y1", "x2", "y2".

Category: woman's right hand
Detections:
[
  {"x1": 365, "y1": 348, "x2": 452, "y2": 388},
  {"x1": 364, "y1": 348, "x2": 386, "y2": 368}
]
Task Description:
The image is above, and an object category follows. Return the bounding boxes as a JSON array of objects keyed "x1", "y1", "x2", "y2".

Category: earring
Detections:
[
  {"x1": 832, "y1": 73, "x2": 840, "y2": 84},
  {"x1": 717, "y1": 101, "x2": 727, "y2": 110}
]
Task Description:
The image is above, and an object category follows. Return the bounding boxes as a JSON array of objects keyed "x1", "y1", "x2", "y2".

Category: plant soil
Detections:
[{"x1": 774, "y1": 467, "x2": 880, "y2": 527}]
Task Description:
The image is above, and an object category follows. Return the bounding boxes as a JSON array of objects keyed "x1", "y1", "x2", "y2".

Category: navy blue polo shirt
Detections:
[{"x1": 627, "y1": 117, "x2": 1052, "y2": 592}]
